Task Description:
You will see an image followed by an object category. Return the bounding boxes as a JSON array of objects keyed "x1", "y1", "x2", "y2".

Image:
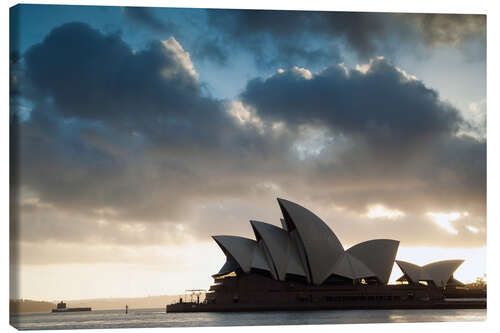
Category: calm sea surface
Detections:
[{"x1": 10, "y1": 308, "x2": 486, "y2": 330}]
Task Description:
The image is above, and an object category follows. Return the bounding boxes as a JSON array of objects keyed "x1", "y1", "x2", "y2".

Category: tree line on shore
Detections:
[{"x1": 10, "y1": 299, "x2": 56, "y2": 314}]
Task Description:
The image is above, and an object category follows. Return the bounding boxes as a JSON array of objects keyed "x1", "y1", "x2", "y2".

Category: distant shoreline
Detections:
[
  {"x1": 10, "y1": 294, "x2": 182, "y2": 314},
  {"x1": 10, "y1": 299, "x2": 56, "y2": 314}
]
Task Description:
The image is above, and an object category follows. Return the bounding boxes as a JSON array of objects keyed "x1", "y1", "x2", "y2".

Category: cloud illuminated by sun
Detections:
[
  {"x1": 365, "y1": 204, "x2": 405, "y2": 220},
  {"x1": 226, "y1": 101, "x2": 265, "y2": 133},
  {"x1": 466, "y1": 225, "x2": 479, "y2": 233},
  {"x1": 426, "y1": 212, "x2": 469, "y2": 234}
]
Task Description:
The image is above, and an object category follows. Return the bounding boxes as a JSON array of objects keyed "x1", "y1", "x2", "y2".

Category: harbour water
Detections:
[{"x1": 10, "y1": 308, "x2": 486, "y2": 330}]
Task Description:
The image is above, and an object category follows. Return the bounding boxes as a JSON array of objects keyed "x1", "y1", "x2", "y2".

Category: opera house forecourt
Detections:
[{"x1": 167, "y1": 198, "x2": 486, "y2": 312}]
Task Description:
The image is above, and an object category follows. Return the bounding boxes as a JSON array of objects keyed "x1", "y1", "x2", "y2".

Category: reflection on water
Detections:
[
  {"x1": 10, "y1": 308, "x2": 486, "y2": 330},
  {"x1": 387, "y1": 309, "x2": 486, "y2": 323}
]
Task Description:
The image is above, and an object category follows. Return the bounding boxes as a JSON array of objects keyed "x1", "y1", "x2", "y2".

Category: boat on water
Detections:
[
  {"x1": 167, "y1": 198, "x2": 486, "y2": 313},
  {"x1": 51, "y1": 301, "x2": 91, "y2": 313}
]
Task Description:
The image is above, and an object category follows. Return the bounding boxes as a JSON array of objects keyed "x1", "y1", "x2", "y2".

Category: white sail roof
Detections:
[
  {"x1": 250, "y1": 220, "x2": 291, "y2": 280},
  {"x1": 277, "y1": 198, "x2": 344, "y2": 285},
  {"x1": 347, "y1": 239, "x2": 400, "y2": 284},
  {"x1": 330, "y1": 252, "x2": 376, "y2": 280},
  {"x1": 213, "y1": 256, "x2": 240, "y2": 276},
  {"x1": 212, "y1": 198, "x2": 465, "y2": 288},
  {"x1": 212, "y1": 235, "x2": 256, "y2": 273},
  {"x1": 286, "y1": 230, "x2": 308, "y2": 277},
  {"x1": 423, "y1": 260, "x2": 464, "y2": 287},
  {"x1": 396, "y1": 260, "x2": 431, "y2": 283},
  {"x1": 396, "y1": 259, "x2": 463, "y2": 287},
  {"x1": 280, "y1": 218, "x2": 288, "y2": 231},
  {"x1": 251, "y1": 240, "x2": 273, "y2": 273}
]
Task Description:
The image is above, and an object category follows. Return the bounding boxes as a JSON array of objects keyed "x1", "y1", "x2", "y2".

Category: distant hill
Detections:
[{"x1": 10, "y1": 299, "x2": 56, "y2": 314}]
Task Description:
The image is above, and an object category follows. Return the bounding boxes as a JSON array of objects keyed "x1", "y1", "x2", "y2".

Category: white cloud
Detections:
[
  {"x1": 255, "y1": 181, "x2": 281, "y2": 193},
  {"x1": 394, "y1": 66, "x2": 418, "y2": 81},
  {"x1": 355, "y1": 57, "x2": 417, "y2": 82},
  {"x1": 290, "y1": 66, "x2": 313, "y2": 80},
  {"x1": 226, "y1": 101, "x2": 265, "y2": 133},
  {"x1": 365, "y1": 204, "x2": 405, "y2": 220},
  {"x1": 337, "y1": 62, "x2": 350, "y2": 77},
  {"x1": 292, "y1": 126, "x2": 334, "y2": 160},
  {"x1": 467, "y1": 225, "x2": 479, "y2": 233},
  {"x1": 426, "y1": 211, "x2": 468, "y2": 234},
  {"x1": 458, "y1": 98, "x2": 486, "y2": 140},
  {"x1": 271, "y1": 121, "x2": 285, "y2": 132},
  {"x1": 161, "y1": 37, "x2": 198, "y2": 80},
  {"x1": 355, "y1": 63, "x2": 371, "y2": 74},
  {"x1": 355, "y1": 56, "x2": 385, "y2": 74},
  {"x1": 273, "y1": 66, "x2": 313, "y2": 80}
]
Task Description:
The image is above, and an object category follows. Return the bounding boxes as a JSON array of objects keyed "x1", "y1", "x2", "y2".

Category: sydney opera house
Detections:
[{"x1": 167, "y1": 198, "x2": 485, "y2": 312}]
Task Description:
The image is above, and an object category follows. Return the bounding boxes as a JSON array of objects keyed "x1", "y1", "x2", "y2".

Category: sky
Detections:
[{"x1": 9, "y1": 4, "x2": 486, "y2": 301}]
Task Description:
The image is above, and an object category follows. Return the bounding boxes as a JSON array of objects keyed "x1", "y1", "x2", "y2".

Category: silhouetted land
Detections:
[
  {"x1": 445, "y1": 280, "x2": 487, "y2": 298},
  {"x1": 10, "y1": 295, "x2": 183, "y2": 313},
  {"x1": 10, "y1": 299, "x2": 56, "y2": 313}
]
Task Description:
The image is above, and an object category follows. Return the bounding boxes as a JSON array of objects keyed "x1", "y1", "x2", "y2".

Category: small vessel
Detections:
[{"x1": 51, "y1": 301, "x2": 91, "y2": 313}]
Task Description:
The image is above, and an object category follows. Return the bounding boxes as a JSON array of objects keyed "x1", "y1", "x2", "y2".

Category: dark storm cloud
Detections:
[
  {"x1": 15, "y1": 22, "x2": 290, "y2": 239},
  {"x1": 313, "y1": 11, "x2": 395, "y2": 60},
  {"x1": 241, "y1": 59, "x2": 462, "y2": 152},
  {"x1": 206, "y1": 10, "x2": 486, "y2": 64},
  {"x1": 239, "y1": 59, "x2": 486, "y2": 217},
  {"x1": 22, "y1": 22, "x2": 242, "y2": 146},
  {"x1": 18, "y1": 23, "x2": 201, "y2": 217},
  {"x1": 206, "y1": 9, "x2": 342, "y2": 68},
  {"x1": 403, "y1": 14, "x2": 486, "y2": 47},
  {"x1": 13, "y1": 21, "x2": 485, "y2": 260},
  {"x1": 24, "y1": 22, "x2": 198, "y2": 120},
  {"x1": 122, "y1": 6, "x2": 176, "y2": 33}
]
